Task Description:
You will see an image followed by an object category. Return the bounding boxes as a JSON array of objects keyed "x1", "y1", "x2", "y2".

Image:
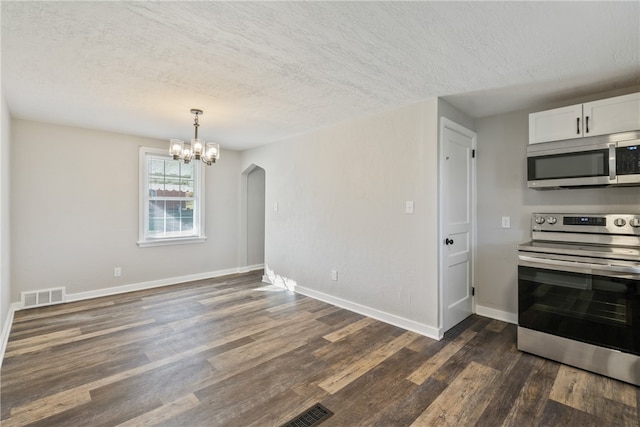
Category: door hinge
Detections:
[
  {"x1": 472, "y1": 287, "x2": 475, "y2": 296},
  {"x1": 472, "y1": 149, "x2": 476, "y2": 158}
]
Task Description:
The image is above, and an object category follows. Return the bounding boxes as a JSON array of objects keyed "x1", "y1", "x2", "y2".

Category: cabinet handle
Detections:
[
  {"x1": 576, "y1": 117, "x2": 580, "y2": 134},
  {"x1": 585, "y1": 116, "x2": 589, "y2": 133}
]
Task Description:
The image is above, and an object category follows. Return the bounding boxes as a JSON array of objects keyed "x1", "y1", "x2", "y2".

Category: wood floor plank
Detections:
[
  {"x1": 10, "y1": 300, "x2": 116, "y2": 324},
  {"x1": 367, "y1": 376, "x2": 447, "y2": 426},
  {"x1": 208, "y1": 335, "x2": 307, "y2": 373},
  {"x1": 318, "y1": 330, "x2": 419, "y2": 394},
  {"x1": 537, "y1": 400, "x2": 606, "y2": 427},
  {"x1": 410, "y1": 361, "x2": 501, "y2": 426},
  {"x1": 5, "y1": 328, "x2": 81, "y2": 352},
  {"x1": 115, "y1": 393, "x2": 201, "y2": 427},
  {"x1": 321, "y1": 347, "x2": 427, "y2": 425},
  {"x1": 312, "y1": 320, "x2": 404, "y2": 365},
  {"x1": 485, "y1": 318, "x2": 508, "y2": 333},
  {"x1": 406, "y1": 329, "x2": 477, "y2": 385},
  {"x1": 549, "y1": 364, "x2": 638, "y2": 425},
  {"x1": 322, "y1": 316, "x2": 377, "y2": 342},
  {"x1": 3, "y1": 389, "x2": 93, "y2": 427},
  {"x1": 474, "y1": 350, "x2": 530, "y2": 426},
  {"x1": 501, "y1": 358, "x2": 560, "y2": 427},
  {"x1": 184, "y1": 343, "x2": 329, "y2": 426},
  {"x1": 1, "y1": 345, "x2": 152, "y2": 414},
  {"x1": 550, "y1": 364, "x2": 637, "y2": 409},
  {"x1": 141, "y1": 318, "x2": 268, "y2": 362},
  {"x1": 264, "y1": 294, "x2": 317, "y2": 313},
  {"x1": 4, "y1": 320, "x2": 154, "y2": 358},
  {"x1": 404, "y1": 334, "x2": 440, "y2": 353},
  {"x1": 314, "y1": 306, "x2": 364, "y2": 327}
]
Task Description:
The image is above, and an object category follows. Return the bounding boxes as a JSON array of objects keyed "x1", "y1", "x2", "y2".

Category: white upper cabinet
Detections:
[
  {"x1": 529, "y1": 92, "x2": 640, "y2": 144},
  {"x1": 529, "y1": 104, "x2": 584, "y2": 144},
  {"x1": 582, "y1": 92, "x2": 640, "y2": 137}
]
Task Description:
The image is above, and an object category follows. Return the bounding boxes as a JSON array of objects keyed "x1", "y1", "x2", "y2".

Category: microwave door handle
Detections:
[{"x1": 609, "y1": 143, "x2": 616, "y2": 181}]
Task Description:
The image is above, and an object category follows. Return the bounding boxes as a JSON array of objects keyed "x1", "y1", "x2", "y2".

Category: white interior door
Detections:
[{"x1": 440, "y1": 118, "x2": 476, "y2": 332}]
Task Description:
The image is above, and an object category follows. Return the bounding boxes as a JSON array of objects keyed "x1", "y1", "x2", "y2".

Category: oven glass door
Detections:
[
  {"x1": 527, "y1": 148, "x2": 609, "y2": 181},
  {"x1": 518, "y1": 265, "x2": 640, "y2": 356}
]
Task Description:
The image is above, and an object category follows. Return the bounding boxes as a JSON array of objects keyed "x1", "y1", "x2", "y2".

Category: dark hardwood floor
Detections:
[{"x1": 1, "y1": 271, "x2": 638, "y2": 426}]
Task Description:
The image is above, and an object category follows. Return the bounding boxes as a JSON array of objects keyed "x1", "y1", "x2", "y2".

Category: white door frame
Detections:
[{"x1": 438, "y1": 117, "x2": 477, "y2": 333}]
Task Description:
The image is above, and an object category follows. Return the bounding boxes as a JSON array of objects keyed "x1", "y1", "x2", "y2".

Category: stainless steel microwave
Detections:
[{"x1": 527, "y1": 131, "x2": 640, "y2": 189}]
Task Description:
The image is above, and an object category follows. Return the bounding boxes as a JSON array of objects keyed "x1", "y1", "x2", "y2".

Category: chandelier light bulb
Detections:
[
  {"x1": 202, "y1": 142, "x2": 220, "y2": 164},
  {"x1": 170, "y1": 139, "x2": 184, "y2": 160},
  {"x1": 192, "y1": 138, "x2": 204, "y2": 159}
]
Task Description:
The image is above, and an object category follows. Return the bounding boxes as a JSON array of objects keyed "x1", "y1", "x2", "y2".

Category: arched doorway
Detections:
[
  {"x1": 247, "y1": 166, "x2": 265, "y2": 267},
  {"x1": 240, "y1": 164, "x2": 265, "y2": 271}
]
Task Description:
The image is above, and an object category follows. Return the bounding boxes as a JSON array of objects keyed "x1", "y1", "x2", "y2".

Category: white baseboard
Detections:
[
  {"x1": 475, "y1": 304, "x2": 517, "y2": 324},
  {"x1": 295, "y1": 285, "x2": 443, "y2": 340},
  {"x1": 238, "y1": 263, "x2": 264, "y2": 274},
  {"x1": 0, "y1": 302, "x2": 20, "y2": 368}
]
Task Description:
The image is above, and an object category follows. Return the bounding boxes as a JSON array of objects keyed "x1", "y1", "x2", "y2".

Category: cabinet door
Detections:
[
  {"x1": 583, "y1": 92, "x2": 640, "y2": 137},
  {"x1": 529, "y1": 104, "x2": 583, "y2": 144}
]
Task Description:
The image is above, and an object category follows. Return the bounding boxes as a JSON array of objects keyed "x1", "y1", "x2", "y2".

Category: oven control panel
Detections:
[
  {"x1": 532, "y1": 213, "x2": 640, "y2": 235},
  {"x1": 563, "y1": 216, "x2": 606, "y2": 226}
]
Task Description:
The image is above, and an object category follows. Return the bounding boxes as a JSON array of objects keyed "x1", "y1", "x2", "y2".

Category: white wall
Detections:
[
  {"x1": 241, "y1": 99, "x2": 450, "y2": 335},
  {"x1": 10, "y1": 119, "x2": 241, "y2": 300},
  {"x1": 1, "y1": 93, "x2": 11, "y2": 349},
  {"x1": 475, "y1": 95, "x2": 640, "y2": 318}
]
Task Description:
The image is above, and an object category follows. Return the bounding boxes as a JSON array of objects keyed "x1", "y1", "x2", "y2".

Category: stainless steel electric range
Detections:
[{"x1": 517, "y1": 213, "x2": 640, "y2": 386}]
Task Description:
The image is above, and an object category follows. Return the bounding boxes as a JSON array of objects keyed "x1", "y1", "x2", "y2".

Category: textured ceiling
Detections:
[{"x1": 2, "y1": 1, "x2": 639, "y2": 151}]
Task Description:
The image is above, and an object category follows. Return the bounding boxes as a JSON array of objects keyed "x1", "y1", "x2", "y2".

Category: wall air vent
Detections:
[{"x1": 21, "y1": 287, "x2": 66, "y2": 308}]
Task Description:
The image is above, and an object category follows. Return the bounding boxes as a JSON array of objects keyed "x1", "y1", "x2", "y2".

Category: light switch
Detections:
[
  {"x1": 405, "y1": 201, "x2": 415, "y2": 214},
  {"x1": 501, "y1": 216, "x2": 511, "y2": 228},
  {"x1": 274, "y1": 202, "x2": 279, "y2": 212}
]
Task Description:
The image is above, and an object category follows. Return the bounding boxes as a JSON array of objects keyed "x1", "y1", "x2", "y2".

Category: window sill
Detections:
[{"x1": 137, "y1": 236, "x2": 207, "y2": 248}]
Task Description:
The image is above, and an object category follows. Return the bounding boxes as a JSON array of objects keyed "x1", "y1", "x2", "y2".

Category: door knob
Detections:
[{"x1": 445, "y1": 238, "x2": 454, "y2": 245}]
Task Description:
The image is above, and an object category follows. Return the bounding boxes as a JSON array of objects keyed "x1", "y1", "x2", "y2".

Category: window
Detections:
[{"x1": 138, "y1": 147, "x2": 206, "y2": 247}]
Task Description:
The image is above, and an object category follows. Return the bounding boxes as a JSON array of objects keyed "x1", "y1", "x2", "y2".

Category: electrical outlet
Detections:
[
  {"x1": 331, "y1": 268, "x2": 338, "y2": 281},
  {"x1": 501, "y1": 216, "x2": 511, "y2": 229},
  {"x1": 114, "y1": 267, "x2": 122, "y2": 277}
]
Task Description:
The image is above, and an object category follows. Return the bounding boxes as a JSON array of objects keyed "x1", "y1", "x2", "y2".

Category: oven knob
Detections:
[
  {"x1": 614, "y1": 218, "x2": 627, "y2": 227},
  {"x1": 630, "y1": 218, "x2": 640, "y2": 228},
  {"x1": 535, "y1": 216, "x2": 545, "y2": 224},
  {"x1": 547, "y1": 216, "x2": 557, "y2": 224}
]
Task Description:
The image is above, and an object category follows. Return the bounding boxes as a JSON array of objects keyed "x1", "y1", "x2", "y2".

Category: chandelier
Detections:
[{"x1": 169, "y1": 109, "x2": 220, "y2": 165}]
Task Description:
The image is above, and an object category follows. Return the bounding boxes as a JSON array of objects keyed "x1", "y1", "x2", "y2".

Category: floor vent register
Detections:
[{"x1": 280, "y1": 403, "x2": 333, "y2": 427}]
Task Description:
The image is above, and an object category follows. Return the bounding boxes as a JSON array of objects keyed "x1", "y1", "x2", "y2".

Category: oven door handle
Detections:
[{"x1": 518, "y1": 255, "x2": 640, "y2": 274}]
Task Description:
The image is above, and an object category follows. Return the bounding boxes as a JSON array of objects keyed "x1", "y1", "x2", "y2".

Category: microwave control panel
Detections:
[{"x1": 617, "y1": 144, "x2": 640, "y2": 175}]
